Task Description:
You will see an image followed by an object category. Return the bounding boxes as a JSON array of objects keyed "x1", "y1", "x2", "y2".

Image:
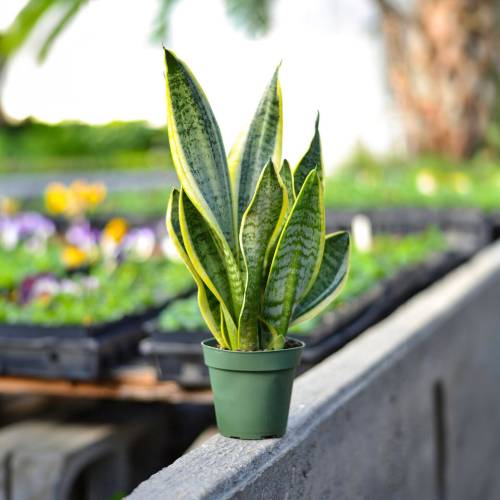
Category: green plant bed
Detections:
[
  {"x1": 323, "y1": 150, "x2": 500, "y2": 211},
  {"x1": 0, "y1": 259, "x2": 192, "y2": 326},
  {"x1": 0, "y1": 242, "x2": 65, "y2": 289},
  {"x1": 155, "y1": 229, "x2": 447, "y2": 336}
]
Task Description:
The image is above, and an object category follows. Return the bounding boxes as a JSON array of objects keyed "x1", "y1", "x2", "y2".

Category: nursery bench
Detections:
[{"x1": 0, "y1": 362, "x2": 212, "y2": 404}]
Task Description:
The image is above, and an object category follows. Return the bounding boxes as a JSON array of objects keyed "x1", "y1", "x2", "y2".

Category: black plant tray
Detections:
[
  {"x1": 486, "y1": 211, "x2": 500, "y2": 241},
  {"x1": 141, "y1": 239, "x2": 479, "y2": 390},
  {"x1": 0, "y1": 289, "x2": 194, "y2": 381},
  {"x1": 298, "y1": 248, "x2": 469, "y2": 368},
  {"x1": 325, "y1": 207, "x2": 490, "y2": 243}
]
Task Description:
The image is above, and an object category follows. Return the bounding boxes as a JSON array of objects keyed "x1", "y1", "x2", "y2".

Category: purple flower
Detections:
[
  {"x1": 66, "y1": 222, "x2": 98, "y2": 251},
  {"x1": 0, "y1": 212, "x2": 55, "y2": 250},
  {"x1": 19, "y1": 273, "x2": 58, "y2": 304},
  {"x1": 16, "y1": 212, "x2": 55, "y2": 239},
  {"x1": 121, "y1": 227, "x2": 156, "y2": 260},
  {"x1": 0, "y1": 217, "x2": 19, "y2": 249}
]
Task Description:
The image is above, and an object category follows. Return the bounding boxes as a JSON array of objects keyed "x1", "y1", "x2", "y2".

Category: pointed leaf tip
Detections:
[
  {"x1": 262, "y1": 169, "x2": 325, "y2": 339},
  {"x1": 164, "y1": 48, "x2": 236, "y2": 251}
]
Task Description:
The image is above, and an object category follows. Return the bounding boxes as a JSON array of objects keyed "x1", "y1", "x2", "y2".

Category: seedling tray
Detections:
[
  {"x1": 486, "y1": 211, "x2": 500, "y2": 241},
  {"x1": 0, "y1": 290, "x2": 194, "y2": 381},
  {"x1": 141, "y1": 210, "x2": 487, "y2": 389},
  {"x1": 141, "y1": 247, "x2": 476, "y2": 388},
  {"x1": 298, "y1": 247, "x2": 469, "y2": 368},
  {"x1": 325, "y1": 207, "x2": 489, "y2": 243}
]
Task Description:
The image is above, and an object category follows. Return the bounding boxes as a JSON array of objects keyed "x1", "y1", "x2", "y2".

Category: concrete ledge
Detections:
[{"x1": 129, "y1": 241, "x2": 500, "y2": 500}]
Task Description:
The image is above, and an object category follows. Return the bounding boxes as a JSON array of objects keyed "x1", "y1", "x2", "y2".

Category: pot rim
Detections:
[
  {"x1": 201, "y1": 337, "x2": 305, "y2": 372},
  {"x1": 201, "y1": 337, "x2": 305, "y2": 354}
]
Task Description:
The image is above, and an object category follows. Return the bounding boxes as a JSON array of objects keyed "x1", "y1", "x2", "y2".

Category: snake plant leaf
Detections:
[
  {"x1": 262, "y1": 158, "x2": 293, "y2": 276},
  {"x1": 166, "y1": 189, "x2": 229, "y2": 348},
  {"x1": 238, "y1": 161, "x2": 287, "y2": 350},
  {"x1": 164, "y1": 49, "x2": 237, "y2": 251},
  {"x1": 291, "y1": 231, "x2": 350, "y2": 325},
  {"x1": 262, "y1": 170, "x2": 325, "y2": 343},
  {"x1": 178, "y1": 190, "x2": 243, "y2": 339},
  {"x1": 230, "y1": 66, "x2": 283, "y2": 229},
  {"x1": 280, "y1": 159, "x2": 295, "y2": 202},
  {"x1": 294, "y1": 113, "x2": 323, "y2": 194}
]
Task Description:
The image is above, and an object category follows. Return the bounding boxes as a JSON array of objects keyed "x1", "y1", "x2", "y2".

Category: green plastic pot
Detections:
[{"x1": 202, "y1": 338, "x2": 304, "y2": 440}]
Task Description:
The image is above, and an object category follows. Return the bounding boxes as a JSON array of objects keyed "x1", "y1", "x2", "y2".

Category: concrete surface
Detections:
[{"x1": 128, "y1": 240, "x2": 500, "y2": 500}]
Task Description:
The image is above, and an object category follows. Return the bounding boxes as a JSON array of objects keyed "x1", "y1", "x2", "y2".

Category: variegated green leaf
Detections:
[
  {"x1": 164, "y1": 49, "x2": 236, "y2": 251},
  {"x1": 263, "y1": 159, "x2": 293, "y2": 275},
  {"x1": 230, "y1": 67, "x2": 283, "y2": 228},
  {"x1": 238, "y1": 161, "x2": 287, "y2": 350},
  {"x1": 166, "y1": 189, "x2": 229, "y2": 348},
  {"x1": 294, "y1": 113, "x2": 323, "y2": 194},
  {"x1": 262, "y1": 170, "x2": 325, "y2": 343},
  {"x1": 292, "y1": 231, "x2": 350, "y2": 325},
  {"x1": 280, "y1": 159, "x2": 295, "y2": 202},
  {"x1": 178, "y1": 191, "x2": 243, "y2": 339}
]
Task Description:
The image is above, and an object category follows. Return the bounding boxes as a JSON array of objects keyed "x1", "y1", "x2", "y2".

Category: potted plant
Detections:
[{"x1": 163, "y1": 49, "x2": 350, "y2": 439}]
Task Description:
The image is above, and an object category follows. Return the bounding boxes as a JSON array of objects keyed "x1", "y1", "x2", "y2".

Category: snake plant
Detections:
[{"x1": 164, "y1": 49, "x2": 350, "y2": 351}]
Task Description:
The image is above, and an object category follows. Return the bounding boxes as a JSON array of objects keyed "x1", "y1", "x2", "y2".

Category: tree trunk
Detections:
[
  {"x1": 0, "y1": 55, "x2": 10, "y2": 127},
  {"x1": 376, "y1": 0, "x2": 498, "y2": 159}
]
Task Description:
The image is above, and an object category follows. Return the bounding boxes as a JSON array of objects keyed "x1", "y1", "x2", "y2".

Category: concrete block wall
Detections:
[{"x1": 128, "y1": 241, "x2": 500, "y2": 500}]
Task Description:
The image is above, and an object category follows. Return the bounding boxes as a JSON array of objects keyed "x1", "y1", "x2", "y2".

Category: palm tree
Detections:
[
  {"x1": 2, "y1": 0, "x2": 498, "y2": 159},
  {"x1": 374, "y1": 0, "x2": 498, "y2": 158},
  {"x1": 0, "y1": 0, "x2": 87, "y2": 125}
]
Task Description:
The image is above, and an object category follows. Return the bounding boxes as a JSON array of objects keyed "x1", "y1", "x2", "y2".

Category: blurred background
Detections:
[
  {"x1": 1, "y1": 0, "x2": 500, "y2": 209},
  {"x1": 0, "y1": 1, "x2": 499, "y2": 498}
]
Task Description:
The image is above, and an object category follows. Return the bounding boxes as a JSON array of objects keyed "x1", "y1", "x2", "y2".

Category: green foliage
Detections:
[
  {"x1": 0, "y1": 0, "x2": 60, "y2": 57},
  {"x1": 224, "y1": 0, "x2": 273, "y2": 36},
  {"x1": 0, "y1": 259, "x2": 192, "y2": 326},
  {"x1": 164, "y1": 50, "x2": 349, "y2": 351},
  {"x1": 0, "y1": 241, "x2": 64, "y2": 289},
  {"x1": 324, "y1": 147, "x2": 500, "y2": 210},
  {"x1": 0, "y1": 120, "x2": 171, "y2": 172},
  {"x1": 0, "y1": 0, "x2": 273, "y2": 66},
  {"x1": 157, "y1": 229, "x2": 447, "y2": 334}
]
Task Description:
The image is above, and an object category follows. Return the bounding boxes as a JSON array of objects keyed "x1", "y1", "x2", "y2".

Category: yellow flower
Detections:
[
  {"x1": 82, "y1": 314, "x2": 93, "y2": 325},
  {"x1": 416, "y1": 169, "x2": 437, "y2": 196},
  {"x1": 450, "y1": 172, "x2": 470, "y2": 194},
  {"x1": 62, "y1": 245, "x2": 87, "y2": 268},
  {"x1": 45, "y1": 183, "x2": 70, "y2": 214},
  {"x1": 45, "y1": 183, "x2": 80, "y2": 216},
  {"x1": 103, "y1": 218, "x2": 128, "y2": 243},
  {"x1": 69, "y1": 180, "x2": 107, "y2": 208},
  {"x1": 45, "y1": 180, "x2": 107, "y2": 217},
  {"x1": 69, "y1": 179, "x2": 88, "y2": 199},
  {"x1": 84, "y1": 182, "x2": 107, "y2": 207},
  {"x1": 0, "y1": 197, "x2": 19, "y2": 215}
]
